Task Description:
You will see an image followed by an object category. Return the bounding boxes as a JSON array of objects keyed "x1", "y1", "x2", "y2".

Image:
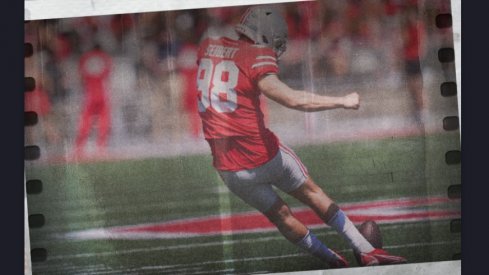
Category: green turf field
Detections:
[{"x1": 26, "y1": 133, "x2": 460, "y2": 274}]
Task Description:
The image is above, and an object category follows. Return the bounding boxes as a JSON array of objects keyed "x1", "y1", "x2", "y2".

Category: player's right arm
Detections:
[{"x1": 258, "y1": 74, "x2": 360, "y2": 112}]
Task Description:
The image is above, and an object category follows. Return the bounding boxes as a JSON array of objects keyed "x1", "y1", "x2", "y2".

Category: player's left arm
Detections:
[{"x1": 258, "y1": 74, "x2": 360, "y2": 112}]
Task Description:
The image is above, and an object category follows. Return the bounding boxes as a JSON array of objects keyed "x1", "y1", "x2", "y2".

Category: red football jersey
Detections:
[
  {"x1": 197, "y1": 37, "x2": 280, "y2": 171},
  {"x1": 79, "y1": 49, "x2": 112, "y2": 103}
]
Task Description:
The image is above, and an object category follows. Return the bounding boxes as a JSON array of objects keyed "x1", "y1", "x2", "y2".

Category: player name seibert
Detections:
[{"x1": 205, "y1": 45, "x2": 239, "y2": 59}]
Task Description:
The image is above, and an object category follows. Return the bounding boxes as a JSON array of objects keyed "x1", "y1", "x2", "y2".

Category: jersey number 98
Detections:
[{"x1": 197, "y1": 58, "x2": 239, "y2": 113}]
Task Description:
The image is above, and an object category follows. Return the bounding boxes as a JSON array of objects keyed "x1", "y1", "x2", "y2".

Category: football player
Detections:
[
  {"x1": 75, "y1": 45, "x2": 112, "y2": 157},
  {"x1": 196, "y1": 6, "x2": 407, "y2": 268}
]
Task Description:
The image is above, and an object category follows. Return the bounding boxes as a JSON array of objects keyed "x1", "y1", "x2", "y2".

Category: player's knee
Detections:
[
  {"x1": 298, "y1": 178, "x2": 324, "y2": 198},
  {"x1": 264, "y1": 202, "x2": 293, "y2": 225}
]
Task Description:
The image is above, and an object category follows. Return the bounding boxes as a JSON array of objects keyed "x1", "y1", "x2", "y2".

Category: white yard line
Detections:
[
  {"x1": 46, "y1": 222, "x2": 446, "y2": 261},
  {"x1": 59, "y1": 196, "x2": 459, "y2": 240},
  {"x1": 48, "y1": 234, "x2": 305, "y2": 260},
  {"x1": 72, "y1": 240, "x2": 459, "y2": 275},
  {"x1": 167, "y1": 240, "x2": 460, "y2": 274},
  {"x1": 186, "y1": 268, "x2": 235, "y2": 275}
]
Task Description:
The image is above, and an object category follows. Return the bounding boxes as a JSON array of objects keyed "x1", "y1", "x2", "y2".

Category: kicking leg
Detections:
[
  {"x1": 289, "y1": 177, "x2": 375, "y2": 254},
  {"x1": 262, "y1": 198, "x2": 308, "y2": 243},
  {"x1": 289, "y1": 177, "x2": 407, "y2": 265},
  {"x1": 275, "y1": 145, "x2": 406, "y2": 266},
  {"x1": 263, "y1": 198, "x2": 348, "y2": 268},
  {"x1": 218, "y1": 167, "x2": 347, "y2": 268}
]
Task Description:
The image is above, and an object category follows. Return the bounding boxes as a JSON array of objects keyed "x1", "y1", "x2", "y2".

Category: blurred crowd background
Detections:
[{"x1": 24, "y1": 0, "x2": 455, "y2": 161}]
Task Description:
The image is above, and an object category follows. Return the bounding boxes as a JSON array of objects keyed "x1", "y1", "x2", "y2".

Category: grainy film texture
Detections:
[{"x1": 25, "y1": 0, "x2": 460, "y2": 274}]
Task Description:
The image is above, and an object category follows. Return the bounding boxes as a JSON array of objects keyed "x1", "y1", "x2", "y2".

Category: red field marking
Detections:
[
  {"x1": 115, "y1": 209, "x2": 459, "y2": 235},
  {"x1": 106, "y1": 197, "x2": 460, "y2": 235},
  {"x1": 66, "y1": 196, "x2": 460, "y2": 240}
]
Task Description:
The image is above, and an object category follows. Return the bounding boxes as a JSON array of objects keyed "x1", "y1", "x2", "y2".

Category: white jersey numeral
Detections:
[
  {"x1": 197, "y1": 59, "x2": 212, "y2": 112},
  {"x1": 197, "y1": 58, "x2": 239, "y2": 113}
]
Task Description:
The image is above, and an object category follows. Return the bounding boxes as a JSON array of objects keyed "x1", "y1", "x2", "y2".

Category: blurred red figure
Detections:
[
  {"x1": 25, "y1": 86, "x2": 51, "y2": 119},
  {"x1": 75, "y1": 46, "x2": 112, "y2": 156},
  {"x1": 178, "y1": 43, "x2": 201, "y2": 138}
]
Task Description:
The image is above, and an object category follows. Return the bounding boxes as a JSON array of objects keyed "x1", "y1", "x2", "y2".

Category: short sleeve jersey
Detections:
[{"x1": 197, "y1": 37, "x2": 280, "y2": 171}]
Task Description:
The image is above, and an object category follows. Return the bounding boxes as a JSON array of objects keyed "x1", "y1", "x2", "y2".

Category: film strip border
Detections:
[
  {"x1": 23, "y1": 3, "x2": 462, "y2": 267},
  {"x1": 435, "y1": 11, "x2": 461, "y2": 260},
  {"x1": 24, "y1": 19, "x2": 48, "y2": 264}
]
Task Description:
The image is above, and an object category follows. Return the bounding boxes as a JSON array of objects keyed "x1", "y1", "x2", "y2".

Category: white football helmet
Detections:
[{"x1": 235, "y1": 6, "x2": 288, "y2": 57}]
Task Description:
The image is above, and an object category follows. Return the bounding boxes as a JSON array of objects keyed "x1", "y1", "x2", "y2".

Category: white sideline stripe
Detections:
[
  {"x1": 91, "y1": 266, "x2": 204, "y2": 275},
  {"x1": 37, "y1": 197, "x2": 458, "y2": 239},
  {"x1": 71, "y1": 240, "x2": 460, "y2": 275},
  {"x1": 49, "y1": 234, "x2": 313, "y2": 260},
  {"x1": 47, "y1": 222, "x2": 441, "y2": 261},
  {"x1": 251, "y1": 62, "x2": 278, "y2": 69},
  {"x1": 46, "y1": 197, "x2": 458, "y2": 233},
  {"x1": 62, "y1": 213, "x2": 459, "y2": 241},
  {"x1": 161, "y1": 240, "x2": 460, "y2": 274},
  {"x1": 186, "y1": 268, "x2": 235, "y2": 275},
  {"x1": 34, "y1": 264, "x2": 111, "y2": 273},
  {"x1": 185, "y1": 240, "x2": 459, "y2": 268},
  {"x1": 78, "y1": 217, "x2": 454, "y2": 240}
]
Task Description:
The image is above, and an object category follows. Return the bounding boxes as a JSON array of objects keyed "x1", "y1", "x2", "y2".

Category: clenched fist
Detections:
[{"x1": 343, "y1": 92, "x2": 360, "y2": 109}]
